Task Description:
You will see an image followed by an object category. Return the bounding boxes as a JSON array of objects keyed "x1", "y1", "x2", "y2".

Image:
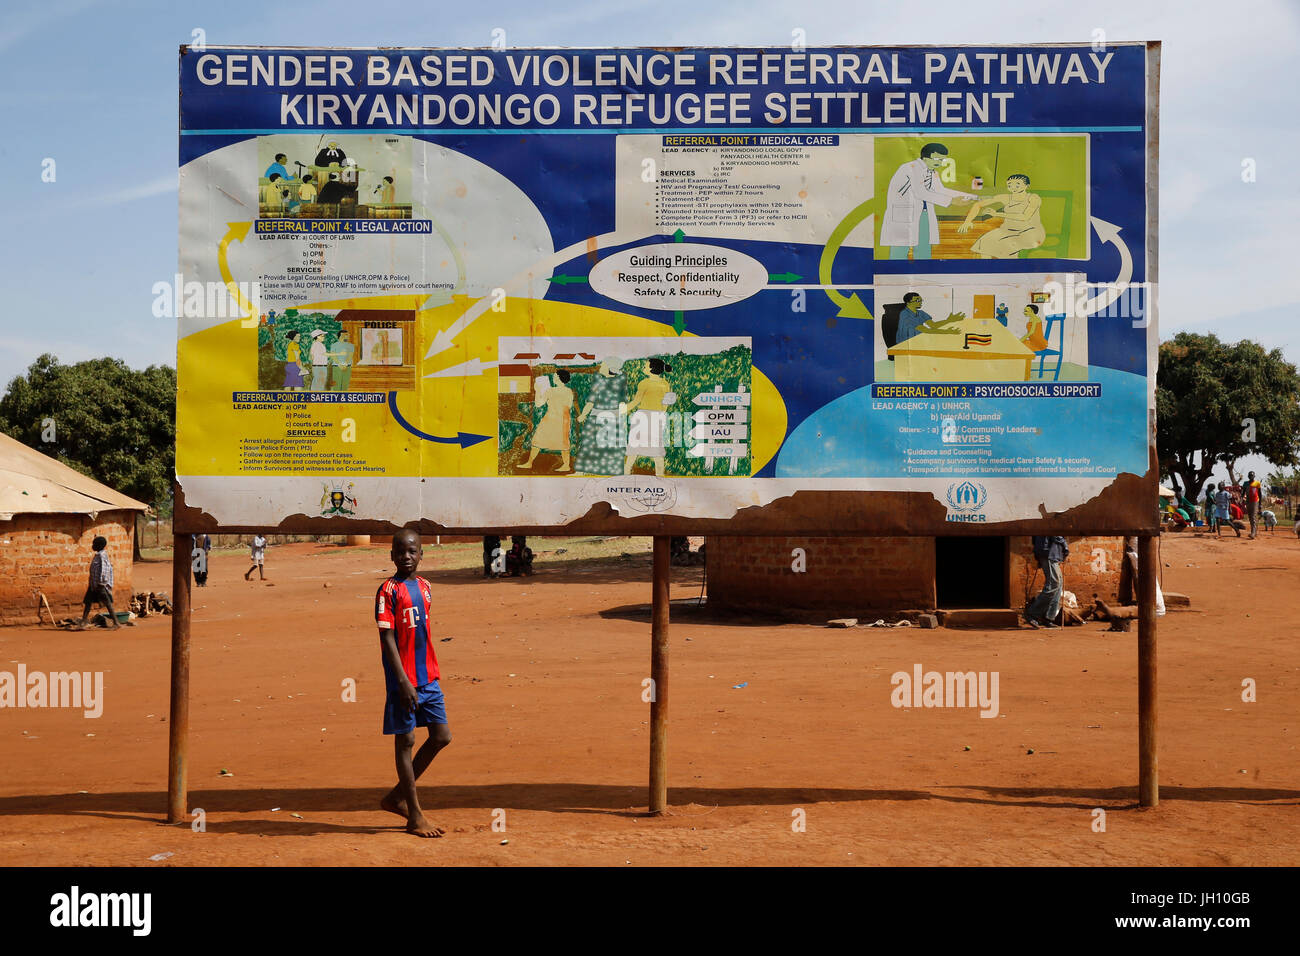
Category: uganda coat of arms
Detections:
[{"x1": 320, "y1": 480, "x2": 359, "y2": 517}]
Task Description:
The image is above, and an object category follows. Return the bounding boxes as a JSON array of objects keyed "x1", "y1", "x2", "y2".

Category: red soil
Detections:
[{"x1": 0, "y1": 530, "x2": 1296, "y2": 866}]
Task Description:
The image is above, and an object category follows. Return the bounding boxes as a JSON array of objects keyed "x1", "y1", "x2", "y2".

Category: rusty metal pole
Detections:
[
  {"x1": 649, "y1": 535, "x2": 670, "y2": 814},
  {"x1": 1137, "y1": 534, "x2": 1158, "y2": 807},
  {"x1": 167, "y1": 533, "x2": 193, "y2": 824}
]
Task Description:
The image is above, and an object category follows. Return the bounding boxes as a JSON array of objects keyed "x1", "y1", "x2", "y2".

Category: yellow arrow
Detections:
[
  {"x1": 218, "y1": 222, "x2": 259, "y2": 327},
  {"x1": 818, "y1": 199, "x2": 877, "y2": 319}
]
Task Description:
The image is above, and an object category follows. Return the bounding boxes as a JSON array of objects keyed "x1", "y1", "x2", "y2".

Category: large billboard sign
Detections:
[{"x1": 177, "y1": 43, "x2": 1158, "y2": 534}]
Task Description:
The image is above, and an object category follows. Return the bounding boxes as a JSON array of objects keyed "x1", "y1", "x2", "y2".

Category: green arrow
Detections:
[
  {"x1": 546, "y1": 274, "x2": 588, "y2": 286},
  {"x1": 673, "y1": 228, "x2": 685, "y2": 242},
  {"x1": 768, "y1": 272, "x2": 803, "y2": 283},
  {"x1": 818, "y1": 198, "x2": 878, "y2": 319}
]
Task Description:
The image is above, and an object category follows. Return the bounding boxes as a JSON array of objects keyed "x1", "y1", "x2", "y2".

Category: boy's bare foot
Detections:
[
  {"x1": 406, "y1": 814, "x2": 445, "y2": 838},
  {"x1": 380, "y1": 792, "x2": 408, "y2": 818}
]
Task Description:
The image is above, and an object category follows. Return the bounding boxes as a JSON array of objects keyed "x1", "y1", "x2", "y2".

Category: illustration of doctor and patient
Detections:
[{"x1": 881, "y1": 141, "x2": 1050, "y2": 261}]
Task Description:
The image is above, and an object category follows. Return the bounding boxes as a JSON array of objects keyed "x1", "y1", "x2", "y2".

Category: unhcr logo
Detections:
[{"x1": 945, "y1": 480, "x2": 987, "y2": 523}]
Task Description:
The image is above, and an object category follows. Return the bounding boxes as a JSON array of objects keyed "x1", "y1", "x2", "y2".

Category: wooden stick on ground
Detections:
[{"x1": 36, "y1": 591, "x2": 53, "y2": 624}]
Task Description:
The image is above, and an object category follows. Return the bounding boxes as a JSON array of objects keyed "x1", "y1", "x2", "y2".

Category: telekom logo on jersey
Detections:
[{"x1": 376, "y1": 594, "x2": 422, "y2": 629}]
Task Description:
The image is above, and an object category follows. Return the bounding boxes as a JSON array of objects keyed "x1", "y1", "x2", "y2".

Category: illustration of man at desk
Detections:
[
  {"x1": 896, "y1": 292, "x2": 964, "y2": 344},
  {"x1": 887, "y1": 291, "x2": 1035, "y2": 383}
]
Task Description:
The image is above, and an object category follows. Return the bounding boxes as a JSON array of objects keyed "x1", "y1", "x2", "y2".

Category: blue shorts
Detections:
[
  {"x1": 383, "y1": 679, "x2": 447, "y2": 735},
  {"x1": 1217, "y1": 506, "x2": 1230, "y2": 521}
]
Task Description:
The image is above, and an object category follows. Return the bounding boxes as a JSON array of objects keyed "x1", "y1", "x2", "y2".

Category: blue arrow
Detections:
[{"x1": 387, "y1": 391, "x2": 492, "y2": 448}]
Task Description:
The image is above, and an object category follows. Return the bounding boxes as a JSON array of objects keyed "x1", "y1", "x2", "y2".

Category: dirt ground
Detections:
[{"x1": 1, "y1": 530, "x2": 1296, "y2": 867}]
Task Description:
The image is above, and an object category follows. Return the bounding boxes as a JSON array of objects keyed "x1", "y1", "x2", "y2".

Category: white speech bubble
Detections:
[{"x1": 588, "y1": 242, "x2": 769, "y2": 312}]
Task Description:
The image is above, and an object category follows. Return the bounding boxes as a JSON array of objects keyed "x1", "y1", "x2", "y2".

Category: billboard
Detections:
[{"x1": 176, "y1": 43, "x2": 1158, "y2": 534}]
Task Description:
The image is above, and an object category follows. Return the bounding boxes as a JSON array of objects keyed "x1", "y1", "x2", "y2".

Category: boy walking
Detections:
[
  {"x1": 245, "y1": 533, "x2": 268, "y2": 581},
  {"x1": 78, "y1": 536, "x2": 120, "y2": 629},
  {"x1": 375, "y1": 529, "x2": 451, "y2": 838}
]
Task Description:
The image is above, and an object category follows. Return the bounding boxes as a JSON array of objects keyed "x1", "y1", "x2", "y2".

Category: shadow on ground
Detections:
[{"x1": 1, "y1": 783, "x2": 1296, "y2": 835}]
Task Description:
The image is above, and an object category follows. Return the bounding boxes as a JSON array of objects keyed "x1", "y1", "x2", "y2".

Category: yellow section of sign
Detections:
[{"x1": 177, "y1": 294, "x2": 785, "y2": 478}]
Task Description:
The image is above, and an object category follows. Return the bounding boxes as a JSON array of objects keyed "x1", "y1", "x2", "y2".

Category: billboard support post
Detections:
[
  {"x1": 167, "y1": 532, "x2": 193, "y2": 825},
  {"x1": 649, "y1": 535, "x2": 670, "y2": 814},
  {"x1": 1138, "y1": 534, "x2": 1158, "y2": 808}
]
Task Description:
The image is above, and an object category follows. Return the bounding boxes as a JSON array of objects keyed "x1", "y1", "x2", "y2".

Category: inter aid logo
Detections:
[{"x1": 946, "y1": 480, "x2": 988, "y2": 523}]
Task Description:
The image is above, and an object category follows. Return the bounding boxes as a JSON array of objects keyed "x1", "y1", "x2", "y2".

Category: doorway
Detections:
[{"x1": 935, "y1": 537, "x2": 1008, "y2": 608}]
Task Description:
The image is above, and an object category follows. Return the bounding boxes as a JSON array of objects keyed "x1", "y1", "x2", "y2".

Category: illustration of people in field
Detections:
[
  {"x1": 518, "y1": 370, "x2": 578, "y2": 472},
  {"x1": 497, "y1": 339, "x2": 752, "y2": 478}
]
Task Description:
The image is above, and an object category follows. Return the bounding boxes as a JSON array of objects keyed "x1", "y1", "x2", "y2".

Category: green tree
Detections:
[
  {"x1": 1157, "y1": 333, "x2": 1300, "y2": 500},
  {"x1": 0, "y1": 354, "x2": 176, "y2": 555},
  {"x1": 1266, "y1": 467, "x2": 1300, "y2": 519}
]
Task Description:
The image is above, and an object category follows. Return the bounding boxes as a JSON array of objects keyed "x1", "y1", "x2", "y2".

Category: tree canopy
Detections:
[
  {"x1": 0, "y1": 354, "x2": 176, "y2": 509},
  {"x1": 1157, "y1": 332, "x2": 1300, "y2": 500}
]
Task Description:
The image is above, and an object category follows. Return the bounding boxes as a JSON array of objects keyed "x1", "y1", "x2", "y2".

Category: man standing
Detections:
[
  {"x1": 264, "y1": 153, "x2": 293, "y2": 182},
  {"x1": 1025, "y1": 535, "x2": 1069, "y2": 628},
  {"x1": 192, "y1": 533, "x2": 211, "y2": 587},
  {"x1": 1244, "y1": 471, "x2": 1262, "y2": 538},
  {"x1": 881, "y1": 143, "x2": 977, "y2": 260},
  {"x1": 328, "y1": 330, "x2": 355, "y2": 392},
  {"x1": 309, "y1": 329, "x2": 329, "y2": 392},
  {"x1": 1204, "y1": 482, "x2": 1217, "y2": 532}
]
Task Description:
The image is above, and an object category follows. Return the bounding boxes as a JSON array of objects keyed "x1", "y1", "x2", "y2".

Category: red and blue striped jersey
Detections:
[{"x1": 375, "y1": 576, "x2": 440, "y2": 687}]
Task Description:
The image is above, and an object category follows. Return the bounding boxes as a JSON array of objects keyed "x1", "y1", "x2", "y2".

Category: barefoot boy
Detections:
[
  {"x1": 375, "y1": 529, "x2": 451, "y2": 837},
  {"x1": 244, "y1": 533, "x2": 267, "y2": 581}
]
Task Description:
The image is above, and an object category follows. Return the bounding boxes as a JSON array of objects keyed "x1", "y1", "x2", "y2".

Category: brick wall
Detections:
[
  {"x1": 1008, "y1": 535, "x2": 1124, "y2": 609},
  {"x1": 0, "y1": 511, "x2": 136, "y2": 625},
  {"x1": 707, "y1": 534, "x2": 1126, "y2": 615},
  {"x1": 706, "y1": 536, "x2": 936, "y2": 613}
]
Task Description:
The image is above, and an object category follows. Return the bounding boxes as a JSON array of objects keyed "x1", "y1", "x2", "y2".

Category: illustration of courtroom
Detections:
[{"x1": 257, "y1": 136, "x2": 414, "y2": 220}]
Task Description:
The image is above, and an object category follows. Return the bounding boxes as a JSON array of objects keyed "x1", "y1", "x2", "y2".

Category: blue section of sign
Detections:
[
  {"x1": 180, "y1": 47, "x2": 1148, "y2": 134},
  {"x1": 777, "y1": 365, "x2": 1146, "y2": 479}
]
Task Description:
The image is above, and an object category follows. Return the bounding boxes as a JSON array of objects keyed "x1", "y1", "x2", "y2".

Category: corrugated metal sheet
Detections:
[{"x1": 0, "y1": 432, "x2": 150, "y2": 519}]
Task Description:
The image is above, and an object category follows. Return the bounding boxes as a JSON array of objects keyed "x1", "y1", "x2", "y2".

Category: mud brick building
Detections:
[
  {"x1": 706, "y1": 534, "x2": 1125, "y2": 615},
  {"x1": 0, "y1": 432, "x2": 148, "y2": 625}
]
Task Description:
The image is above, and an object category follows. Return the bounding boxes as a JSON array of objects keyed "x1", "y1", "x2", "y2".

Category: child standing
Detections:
[
  {"x1": 245, "y1": 533, "x2": 268, "y2": 581},
  {"x1": 1215, "y1": 485, "x2": 1240, "y2": 538},
  {"x1": 78, "y1": 536, "x2": 120, "y2": 629},
  {"x1": 375, "y1": 529, "x2": 451, "y2": 838},
  {"x1": 192, "y1": 533, "x2": 211, "y2": 586}
]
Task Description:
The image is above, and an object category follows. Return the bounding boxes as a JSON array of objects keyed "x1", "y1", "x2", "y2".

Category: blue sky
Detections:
[{"x1": 1, "y1": 0, "x2": 1296, "y2": 482}]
